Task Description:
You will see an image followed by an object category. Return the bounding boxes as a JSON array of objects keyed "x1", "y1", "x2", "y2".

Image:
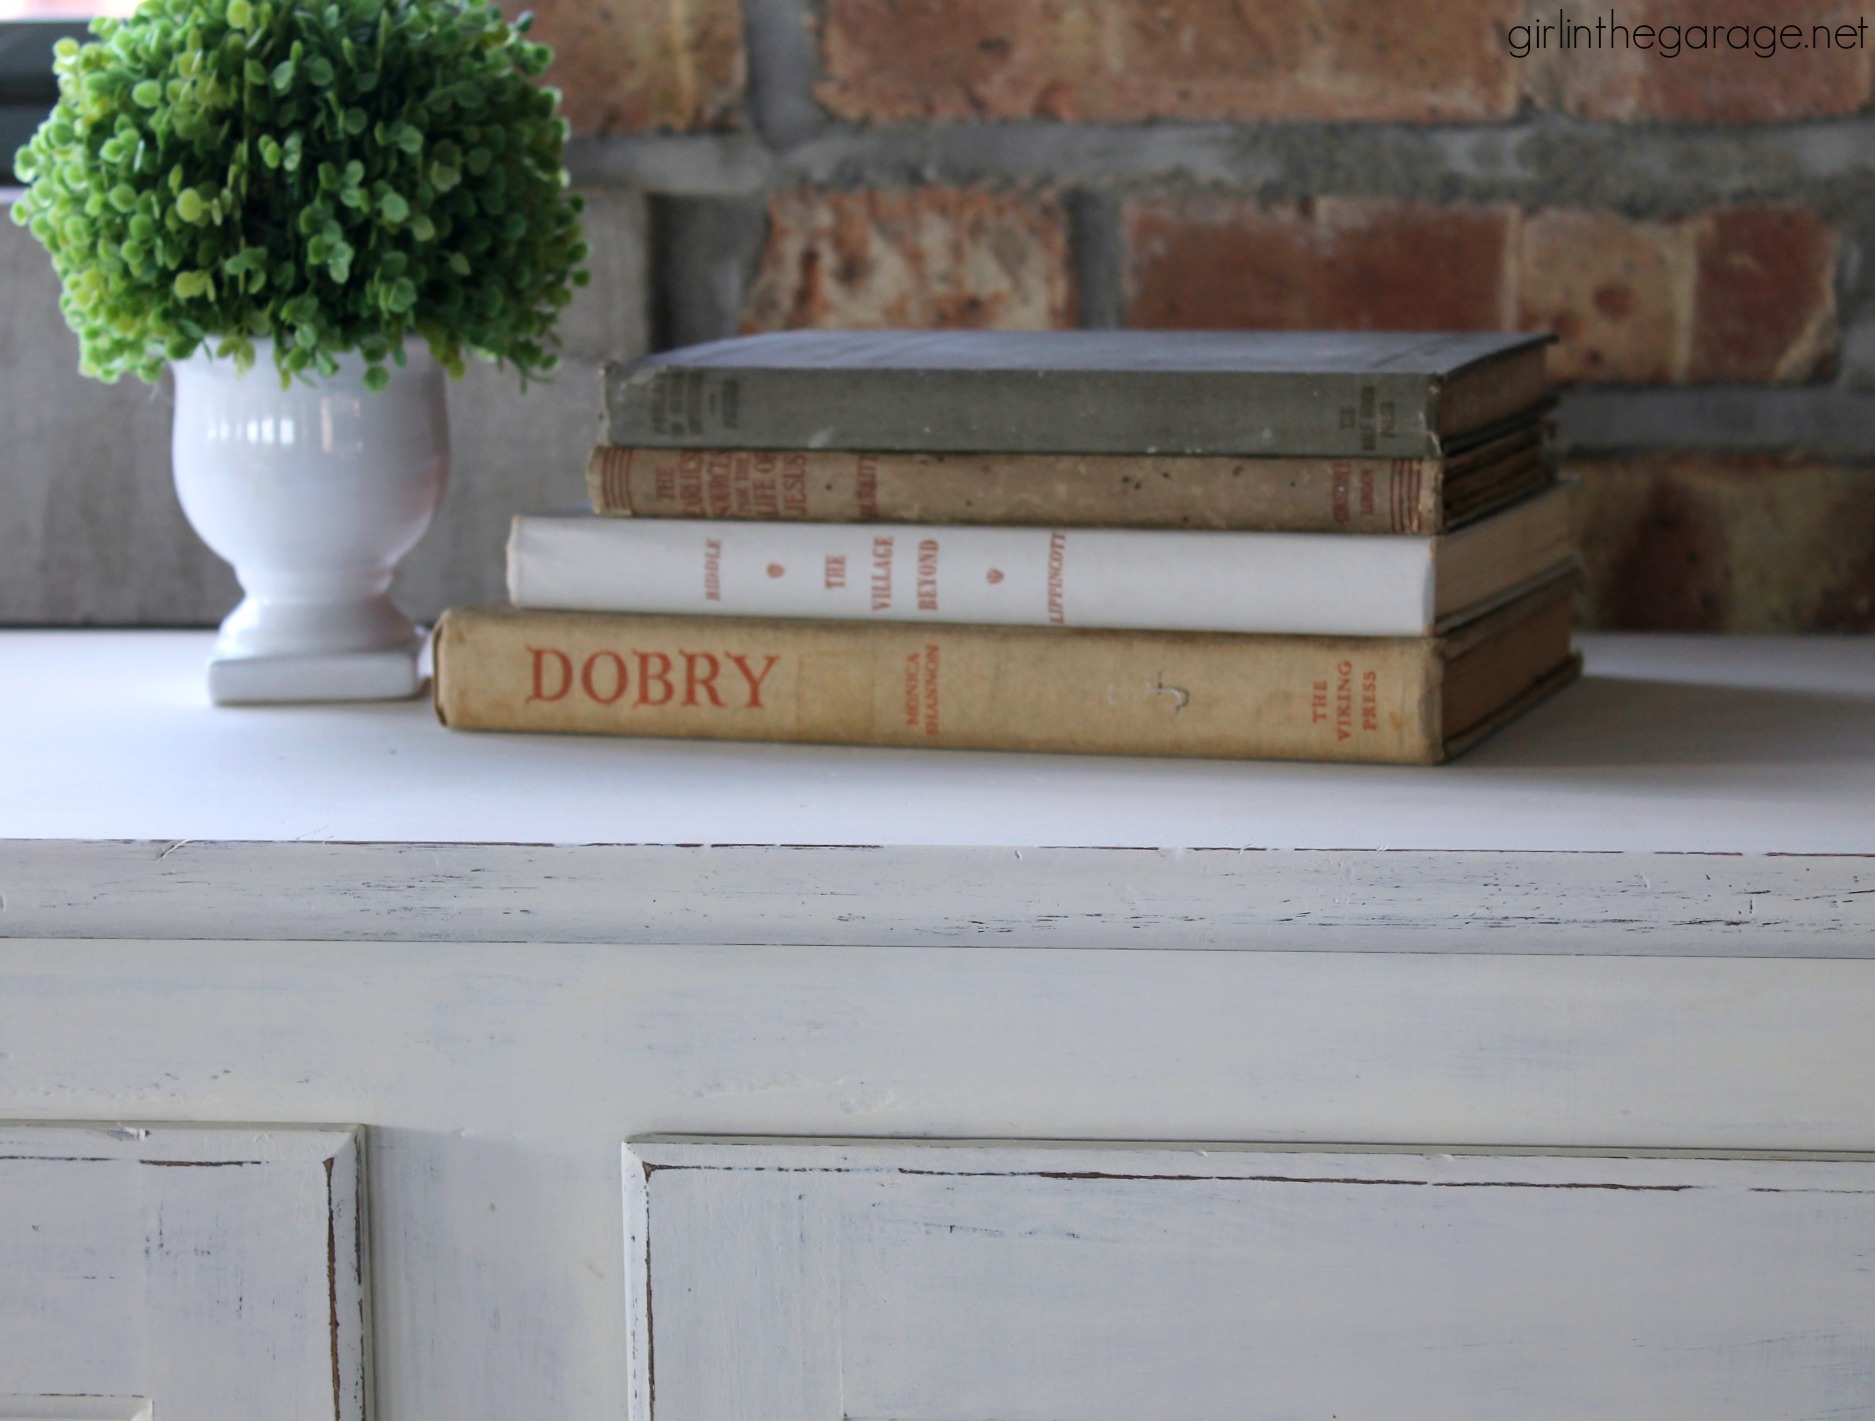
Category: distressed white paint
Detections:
[
  {"x1": 4, "y1": 630, "x2": 1875, "y2": 1419},
  {"x1": 0, "y1": 1125, "x2": 368, "y2": 1421},
  {"x1": 5, "y1": 839, "x2": 1871, "y2": 953},
  {"x1": 0, "y1": 1401, "x2": 151, "y2": 1421},
  {"x1": 631, "y1": 1138, "x2": 1875, "y2": 1421},
  {"x1": 7, "y1": 942, "x2": 1875, "y2": 1420},
  {"x1": 1, "y1": 631, "x2": 1873, "y2": 854}
]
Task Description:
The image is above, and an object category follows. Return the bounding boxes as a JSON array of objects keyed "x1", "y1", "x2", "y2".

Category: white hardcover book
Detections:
[{"x1": 506, "y1": 486, "x2": 1573, "y2": 637}]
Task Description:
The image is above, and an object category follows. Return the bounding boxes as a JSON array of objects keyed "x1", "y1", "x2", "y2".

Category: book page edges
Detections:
[
  {"x1": 1434, "y1": 345, "x2": 1552, "y2": 443},
  {"x1": 1440, "y1": 591, "x2": 1575, "y2": 732},
  {"x1": 1442, "y1": 653, "x2": 1582, "y2": 763},
  {"x1": 1433, "y1": 485, "x2": 1576, "y2": 623}
]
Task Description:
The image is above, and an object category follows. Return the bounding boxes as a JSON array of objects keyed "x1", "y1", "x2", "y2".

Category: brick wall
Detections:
[
  {"x1": 5, "y1": 0, "x2": 1871, "y2": 629},
  {"x1": 536, "y1": 0, "x2": 1875, "y2": 632}
]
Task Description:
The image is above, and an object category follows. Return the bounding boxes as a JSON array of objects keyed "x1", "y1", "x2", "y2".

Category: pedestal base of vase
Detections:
[
  {"x1": 170, "y1": 338, "x2": 449, "y2": 707},
  {"x1": 206, "y1": 630, "x2": 429, "y2": 705}
]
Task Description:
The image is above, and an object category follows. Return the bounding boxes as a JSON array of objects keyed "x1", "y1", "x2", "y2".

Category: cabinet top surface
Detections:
[{"x1": 4, "y1": 630, "x2": 1872, "y2": 855}]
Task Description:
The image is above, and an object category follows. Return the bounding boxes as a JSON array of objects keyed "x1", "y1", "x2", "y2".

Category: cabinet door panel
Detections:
[
  {"x1": 0, "y1": 1126, "x2": 368, "y2": 1421},
  {"x1": 629, "y1": 1139, "x2": 1875, "y2": 1421}
]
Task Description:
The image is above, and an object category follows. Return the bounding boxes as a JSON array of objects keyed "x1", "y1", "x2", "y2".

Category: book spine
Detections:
[
  {"x1": 507, "y1": 517, "x2": 1439, "y2": 637},
  {"x1": 433, "y1": 607, "x2": 1445, "y2": 764},
  {"x1": 586, "y1": 446, "x2": 1445, "y2": 534},
  {"x1": 602, "y1": 363, "x2": 1444, "y2": 458}
]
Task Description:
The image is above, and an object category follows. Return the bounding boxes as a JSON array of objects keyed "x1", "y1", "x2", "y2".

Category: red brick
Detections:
[
  {"x1": 1536, "y1": 0, "x2": 1873, "y2": 121},
  {"x1": 1123, "y1": 195, "x2": 1518, "y2": 333},
  {"x1": 816, "y1": 0, "x2": 1524, "y2": 123},
  {"x1": 1571, "y1": 456, "x2": 1875, "y2": 631},
  {"x1": 1516, "y1": 205, "x2": 1837, "y2": 384},
  {"x1": 740, "y1": 189, "x2": 1076, "y2": 333},
  {"x1": 1127, "y1": 197, "x2": 1839, "y2": 384},
  {"x1": 1518, "y1": 209, "x2": 1687, "y2": 384},
  {"x1": 1688, "y1": 207, "x2": 1839, "y2": 382},
  {"x1": 504, "y1": 0, "x2": 745, "y2": 134}
]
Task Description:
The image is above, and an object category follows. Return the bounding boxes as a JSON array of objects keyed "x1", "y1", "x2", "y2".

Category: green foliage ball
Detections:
[{"x1": 11, "y1": 0, "x2": 590, "y2": 389}]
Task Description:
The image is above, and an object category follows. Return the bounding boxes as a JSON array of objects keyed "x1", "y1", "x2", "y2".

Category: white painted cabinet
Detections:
[
  {"x1": 630, "y1": 1140, "x2": 1875, "y2": 1421},
  {"x1": 2, "y1": 631, "x2": 1874, "y2": 1421},
  {"x1": 0, "y1": 1126, "x2": 368, "y2": 1421}
]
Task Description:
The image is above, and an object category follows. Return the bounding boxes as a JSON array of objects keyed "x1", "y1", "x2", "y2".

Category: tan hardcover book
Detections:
[
  {"x1": 433, "y1": 579, "x2": 1578, "y2": 765},
  {"x1": 586, "y1": 426, "x2": 1548, "y2": 535}
]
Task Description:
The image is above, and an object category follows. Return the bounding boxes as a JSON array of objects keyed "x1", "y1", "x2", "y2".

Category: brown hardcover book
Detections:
[
  {"x1": 586, "y1": 425, "x2": 1549, "y2": 535},
  {"x1": 433, "y1": 578, "x2": 1578, "y2": 765}
]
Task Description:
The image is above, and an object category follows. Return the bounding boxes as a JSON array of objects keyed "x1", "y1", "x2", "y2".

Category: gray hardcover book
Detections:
[{"x1": 603, "y1": 330, "x2": 1553, "y2": 458}]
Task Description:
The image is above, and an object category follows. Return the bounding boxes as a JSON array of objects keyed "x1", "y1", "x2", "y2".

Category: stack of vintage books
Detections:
[{"x1": 433, "y1": 330, "x2": 1577, "y2": 763}]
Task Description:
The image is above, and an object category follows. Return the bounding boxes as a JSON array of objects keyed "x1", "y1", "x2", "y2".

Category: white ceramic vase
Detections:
[{"x1": 171, "y1": 338, "x2": 449, "y2": 704}]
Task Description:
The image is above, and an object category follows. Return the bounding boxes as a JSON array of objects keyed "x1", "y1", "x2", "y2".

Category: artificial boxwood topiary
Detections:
[{"x1": 11, "y1": 0, "x2": 589, "y2": 390}]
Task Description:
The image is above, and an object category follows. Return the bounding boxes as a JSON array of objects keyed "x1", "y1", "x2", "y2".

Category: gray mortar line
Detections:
[
  {"x1": 1560, "y1": 388, "x2": 1875, "y2": 457},
  {"x1": 740, "y1": 0, "x2": 832, "y2": 152},
  {"x1": 568, "y1": 118, "x2": 1875, "y2": 212},
  {"x1": 1064, "y1": 190, "x2": 1124, "y2": 330}
]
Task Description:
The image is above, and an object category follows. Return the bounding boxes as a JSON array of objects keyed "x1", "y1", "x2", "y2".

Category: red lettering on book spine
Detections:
[
  {"x1": 705, "y1": 450, "x2": 737, "y2": 517},
  {"x1": 728, "y1": 653, "x2": 780, "y2": 709},
  {"x1": 1046, "y1": 532, "x2": 1067, "y2": 624},
  {"x1": 744, "y1": 452, "x2": 779, "y2": 518},
  {"x1": 916, "y1": 538, "x2": 940, "y2": 612},
  {"x1": 870, "y1": 536, "x2": 894, "y2": 611},
  {"x1": 529, "y1": 646, "x2": 573, "y2": 702},
  {"x1": 902, "y1": 645, "x2": 942, "y2": 733},
  {"x1": 1328, "y1": 660, "x2": 1379, "y2": 740},
  {"x1": 783, "y1": 453, "x2": 809, "y2": 518},
  {"x1": 855, "y1": 455, "x2": 879, "y2": 521},
  {"x1": 582, "y1": 651, "x2": 629, "y2": 705},
  {"x1": 677, "y1": 450, "x2": 706, "y2": 516},
  {"x1": 682, "y1": 651, "x2": 724, "y2": 707},
  {"x1": 636, "y1": 651, "x2": 675, "y2": 706},
  {"x1": 535, "y1": 643, "x2": 783, "y2": 712},
  {"x1": 922, "y1": 643, "x2": 940, "y2": 735}
]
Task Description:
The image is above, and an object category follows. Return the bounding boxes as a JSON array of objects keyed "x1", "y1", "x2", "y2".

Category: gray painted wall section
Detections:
[{"x1": 0, "y1": 190, "x2": 646, "y2": 626}]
